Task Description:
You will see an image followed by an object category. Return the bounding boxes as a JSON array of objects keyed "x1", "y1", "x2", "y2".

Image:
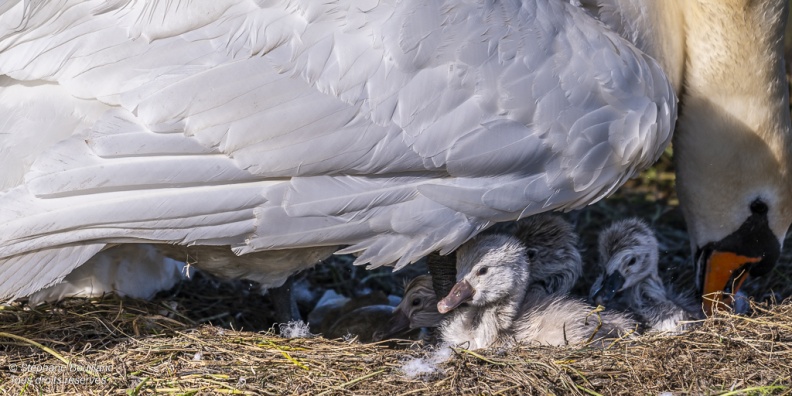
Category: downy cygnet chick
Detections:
[
  {"x1": 590, "y1": 218, "x2": 703, "y2": 333},
  {"x1": 513, "y1": 214, "x2": 583, "y2": 300},
  {"x1": 382, "y1": 274, "x2": 443, "y2": 338},
  {"x1": 438, "y1": 234, "x2": 637, "y2": 350},
  {"x1": 385, "y1": 214, "x2": 583, "y2": 338}
]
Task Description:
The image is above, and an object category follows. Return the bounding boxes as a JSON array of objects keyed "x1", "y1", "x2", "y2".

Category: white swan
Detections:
[
  {"x1": 0, "y1": 0, "x2": 675, "y2": 300},
  {"x1": 578, "y1": 0, "x2": 792, "y2": 313},
  {"x1": 437, "y1": 233, "x2": 636, "y2": 350},
  {"x1": 590, "y1": 218, "x2": 703, "y2": 333}
]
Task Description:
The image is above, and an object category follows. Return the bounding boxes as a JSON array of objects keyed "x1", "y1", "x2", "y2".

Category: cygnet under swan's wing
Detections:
[{"x1": 0, "y1": 0, "x2": 675, "y2": 299}]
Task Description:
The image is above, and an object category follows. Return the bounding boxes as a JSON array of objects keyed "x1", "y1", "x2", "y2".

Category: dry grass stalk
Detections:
[{"x1": 1, "y1": 295, "x2": 790, "y2": 395}]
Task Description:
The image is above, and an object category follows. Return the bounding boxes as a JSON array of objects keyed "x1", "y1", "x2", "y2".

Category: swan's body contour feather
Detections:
[{"x1": 0, "y1": 0, "x2": 674, "y2": 298}]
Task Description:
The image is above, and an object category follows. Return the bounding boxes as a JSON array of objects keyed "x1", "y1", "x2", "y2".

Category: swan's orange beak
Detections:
[{"x1": 702, "y1": 251, "x2": 761, "y2": 315}]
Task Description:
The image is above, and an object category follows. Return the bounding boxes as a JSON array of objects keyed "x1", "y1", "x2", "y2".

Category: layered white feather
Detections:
[
  {"x1": 0, "y1": 0, "x2": 675, "y2": 299},
  {"x1": 27, "y1": 244, "x2": 186, "y2": 305}
]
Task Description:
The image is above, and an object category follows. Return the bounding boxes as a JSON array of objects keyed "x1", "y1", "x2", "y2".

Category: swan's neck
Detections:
[
  {"x1": 674, "y1": 0, "x2": 792, "y2": 245},
  {"x1": 682, "y1": 1, "x2": 789, "y2": 135},
  {"x1": 626, "y1": 0, "x2": 791, "y2": 131}
]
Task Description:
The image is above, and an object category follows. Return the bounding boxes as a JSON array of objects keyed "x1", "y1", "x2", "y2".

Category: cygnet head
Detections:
[
  {"x1": 591, "y1": 218, "x2": 660, "y2": 306},
  {"x1": 383, "y1": 275, "x2": 442, "y2": 337},
  {"x1": 513, "y1": 214, "x2": 582, "y2": 295},
  {"x1": 437, "y1": 234, "x2": 529, "y2": 314}
]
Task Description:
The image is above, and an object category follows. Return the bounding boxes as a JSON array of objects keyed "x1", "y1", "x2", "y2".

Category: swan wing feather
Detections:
[{"x1": 0, "y1": 0, "x2": 675, "y2": 297}]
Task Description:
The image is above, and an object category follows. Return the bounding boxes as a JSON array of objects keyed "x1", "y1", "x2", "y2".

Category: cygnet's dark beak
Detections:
[
  {"x1": 380, "y1": 310, "x2": 411, "y2": 339},
  {"x1": 437, "y1": 280, "x2": 474, "y2": 314},
  {"x1": 591, "y1": 271, "x2": 626, "y2": 307}
]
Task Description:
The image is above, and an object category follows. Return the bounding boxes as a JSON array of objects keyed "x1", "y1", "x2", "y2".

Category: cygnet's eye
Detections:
[
  {"x1": 477, "y1": 267, "x2": 488, "y2": 276},
  {"x1": 627, "y1": 257, "x2": 637, "y2": 266},
  {"x1": 411, "y1": 298, "x2": 421, "y2": 306},
  {"x1": 526, "y1": 248, "x2": 539, "y2": 260}
]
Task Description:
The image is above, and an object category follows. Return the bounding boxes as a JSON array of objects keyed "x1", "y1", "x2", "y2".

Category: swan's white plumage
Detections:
[
  {"x1": 27, "y1": 244, "x2": 186, "y2": 305},
  {"x1": 0, "y1": 0, "x2": 675, "y2": 299},
  {"x1": 576, "y1": 0, "x2": 685, "y2": 92}
]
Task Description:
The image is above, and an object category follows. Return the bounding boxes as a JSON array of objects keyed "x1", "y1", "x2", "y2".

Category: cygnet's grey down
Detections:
[
  {"x1": 512, "y1": 214, "x2": 583, "y2": 301},
  {"x1": 437, "y1": 234, "x2": 637, "y2": 350},
  {"x1": 590, "y1": 218, "x2": 703, "y2": 333},
  {"x1": 382, "y1": 275, "x2": 443, "y2": 339},
  {"x1": 384, "y1": 214, "x2": 584, "y2": 339},
  {"x1": 324, "y1": 305, "x2": 397, "y2": 343}
]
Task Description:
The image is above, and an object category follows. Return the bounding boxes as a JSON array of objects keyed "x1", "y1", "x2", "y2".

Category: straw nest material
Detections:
[{"x1": 1, "y1": 295, "x2": 791, "y2": 395}]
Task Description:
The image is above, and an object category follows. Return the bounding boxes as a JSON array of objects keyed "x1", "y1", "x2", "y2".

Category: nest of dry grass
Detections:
[{"x1": 1, "y1": 295, "x2": 791, "y2": 395}]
